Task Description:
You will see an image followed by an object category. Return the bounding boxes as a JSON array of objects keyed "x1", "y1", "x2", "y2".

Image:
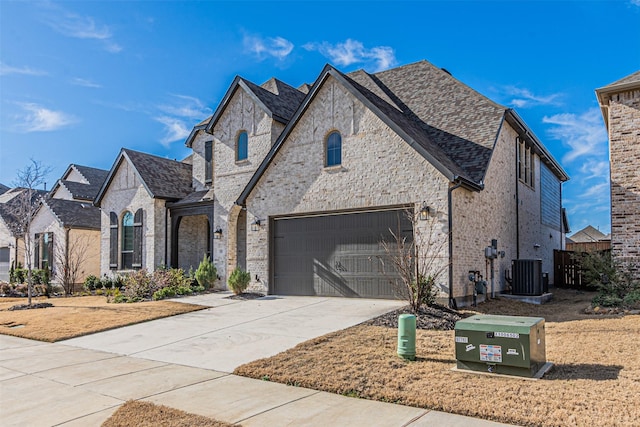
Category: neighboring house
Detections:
[
  {"x1": 0, "y1": 187, "x2": 47, "y2": 281},
  {"x1": 596, "y1": 71, "x2": 640, "y2": 279},
  {"x1": 96, "y1": 60, "x2": 568, "y2": 306},
  {"x1": 0, "y1": 184, "x2": 9, "y2": 195},
  {"x1": 94, "y1": 148, "x2": 206, "y2": 274},
  {"x1": 29, "y1": 165, "x2": 108, "y2": 289},
  {"x1": 566, "y1": 225, "x2": 611, "y2": 252}
]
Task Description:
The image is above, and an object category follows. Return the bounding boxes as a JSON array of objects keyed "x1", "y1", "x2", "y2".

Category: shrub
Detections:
[
  {"x1": 84, "y1": 275, "x2": 102, "y2": 291},
  {"x1": 122, "y1": 269, "x2": 152, "y2": 301},
  {"x1": 152, "y1": 286, "x2": 177, "y2": 300},
  {"x1": 577, "y1": 251, "x2": 640, "y2": 308},
  {"x1": 228, "y1": 267, "x2": 251, "y2": 295},
  {"x1": 106, "y1": 288, "x2": 127, "y2": 303},
  {"x1": 0, "y1": 282, "x2": 11, "y2": 295},
  {"x1": 10, "y1": 267, "x2": 25, "y2": 284},
  {"x1": 194, "y1": 255, "x2": 217, "y2": 290},
  {"x1": 623, "y1": 290, "x2": 640, "y2": 309}
]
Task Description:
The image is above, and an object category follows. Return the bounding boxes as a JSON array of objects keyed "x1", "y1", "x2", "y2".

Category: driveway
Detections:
[{"x1": 62, "y1": 292, "x2": 405, "y2": 372}]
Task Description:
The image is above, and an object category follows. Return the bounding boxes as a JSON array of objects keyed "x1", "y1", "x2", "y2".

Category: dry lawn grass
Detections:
[
  {"x1": 235, "y1": 289, "x2": 640, "y2": 427},
  {"x1": 102, "y1": 401, "x2": 237, "y2": 427},
  {"x1": 0, "y1": 296, "x2": 206, "y2": 342}
]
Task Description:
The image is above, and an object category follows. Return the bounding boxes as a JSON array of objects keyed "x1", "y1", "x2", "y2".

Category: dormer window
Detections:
[
  {"x1": 237, "y1": 131, "x2": 248, "y2": 162},
  {"x1": 325, "y1": 131, "x2": 342, "y2": 167}
]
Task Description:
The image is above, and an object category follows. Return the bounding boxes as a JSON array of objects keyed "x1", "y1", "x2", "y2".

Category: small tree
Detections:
[
  {"x1": 194, "y1": 255, "x2": 217, "y2": 290},
  {"x1": 228, "y1": 267, "x2": 251, "y2": 295},
  {"x1": 380, "y1": 206, "x2": 448, "y2": 312},
  {"x1": 10, "y1": 160, "x2": 51, "y2": 305},
  {"x1": 55, "y1": 231, "x2": 94, "y2": 295}
]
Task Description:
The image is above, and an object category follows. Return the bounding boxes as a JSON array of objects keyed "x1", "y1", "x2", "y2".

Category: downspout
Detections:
[
  {"x1": 65, "y1": 227, "x2": 70, "y2": 287},
  {"x1": 515, "y1": 136, "x2": 521, "y2": 259},
  {"x1": 448, "y1": 180, "x2": 463, "y2": 309}
]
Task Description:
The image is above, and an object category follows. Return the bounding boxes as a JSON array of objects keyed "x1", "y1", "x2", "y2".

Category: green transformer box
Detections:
[{"x1": 454, "y1": 314, "x2": 546, "y2": 378}]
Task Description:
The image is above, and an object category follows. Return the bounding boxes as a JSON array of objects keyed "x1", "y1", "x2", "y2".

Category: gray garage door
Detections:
[
  {"x1": 0, "y1": 247, "x2": 9, "y2": 282},
  {"x1": 272, "y1": 209, "x2": 412, "y2": 298}
]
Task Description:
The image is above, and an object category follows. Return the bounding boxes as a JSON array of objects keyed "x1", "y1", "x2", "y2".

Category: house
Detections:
[
  {"x1": 28, "y1": 165, "x2": 108, "y2": 291},
  {"x1": 566, "y1": 225, "x2": 611, "y2": 252},
  {"x1": 97, "y1": 60, "x2": 568, "y2": 306},
  {"x1": 596, "y1": 71, "x2": 640, "y2": 279},
  {"x1": 0, "y1": 187, "x2": 47, "y2": 281},
  {"x1": 94, "y1": 148, "x2": 209, "y2": 274}
]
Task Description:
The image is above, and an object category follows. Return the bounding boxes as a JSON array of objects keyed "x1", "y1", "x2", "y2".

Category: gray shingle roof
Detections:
[
  {"x1": 0, "y1": 184, "x2": 9, "y2": 195},
  {"x1": 170, "y1": 189, "x2": 214, "y2": 207},
  {"x1": 45, "y1": 198, "x2": 101, "y2": 230},
  {"x1": 242, "y1": 78, "x2": 306, "y2": 123},
  {"x1": 122, "y1": 149, "x2": 193, "y2": 200},
  {"x1": 72, "y1": 165, "x2": 109, "y2": 187},
  {"x1": 349, "y1": 61, "x2": 506, "y2": 184},
  {"x1": 601, "y1": 70, "x2": 640, "y2": 89},
  {"x1": 0, "y1": 188, "x2": 47, "y2": 235}
]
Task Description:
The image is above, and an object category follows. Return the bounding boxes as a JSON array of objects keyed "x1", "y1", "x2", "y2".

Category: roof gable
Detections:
[
  {"x1": 202, "y1": 76, "x2": 306, "y2": 139},
  {"x1": 51, "y1": 164, "x2": 109, "y2": 202},
  {"x1": 95, "y1": 148, "x2": 193, "y2": 205}
]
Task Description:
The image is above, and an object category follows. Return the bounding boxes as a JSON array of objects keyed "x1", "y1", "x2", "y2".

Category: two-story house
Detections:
[{"x1": 97, "y1": 59, "x2": 568, "y2": 306}]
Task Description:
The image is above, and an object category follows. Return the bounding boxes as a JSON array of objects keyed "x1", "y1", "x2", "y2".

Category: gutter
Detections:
[{"x1": 448, "y1": 180, "x2": 463, "y2": 309}]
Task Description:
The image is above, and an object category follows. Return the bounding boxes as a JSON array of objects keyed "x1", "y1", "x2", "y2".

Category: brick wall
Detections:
[
  {"x1": 608, "y1": 89, "x2": 640, "y2": 276},
  {"x1": 99, "y1": 159, "x2": 164, "y2": 275}
]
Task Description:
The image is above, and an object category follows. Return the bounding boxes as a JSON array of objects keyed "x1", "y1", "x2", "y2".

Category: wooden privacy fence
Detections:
[
  {"x1": 554, "y1": 249, "x2": 611, "y2": 289},
  {"x1": 554, "y1": 250, "x2": 585, "y2": 288}
]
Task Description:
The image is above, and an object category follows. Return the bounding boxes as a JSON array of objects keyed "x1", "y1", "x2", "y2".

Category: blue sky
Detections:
[{"x1": 1, "y1": 1, "x2": 639, "y2": 235}]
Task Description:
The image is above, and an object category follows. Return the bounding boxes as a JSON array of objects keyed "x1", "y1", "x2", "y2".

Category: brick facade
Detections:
[{"x1": 599, "y1": 82, "x2": 640, "y2": 277}]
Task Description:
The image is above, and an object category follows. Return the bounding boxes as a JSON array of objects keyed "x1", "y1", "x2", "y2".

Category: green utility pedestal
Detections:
[
  {"x1": 454, "y1": 314, "x2": 546, "y2": 378},
  {"x1": 397, "y1": 314, "x2": 416, "y2": 361}
]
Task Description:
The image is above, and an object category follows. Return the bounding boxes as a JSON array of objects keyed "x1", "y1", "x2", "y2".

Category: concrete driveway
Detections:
[
  {"x1": 1, "y1": 293, "x2": 515, "y2": 426},
  {"x1": 63, "y1": 292, "x2": 405, "y2": 373}
]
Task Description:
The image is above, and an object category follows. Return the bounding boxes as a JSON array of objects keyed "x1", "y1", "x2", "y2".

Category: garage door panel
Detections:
[{"x1": 273, "y1": 209, "x2": 412, "y2": 298}]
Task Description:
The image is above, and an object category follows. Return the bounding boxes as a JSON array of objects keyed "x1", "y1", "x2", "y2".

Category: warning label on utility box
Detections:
[{"x1": 479, "y1": 344, "x2": 502, "y2": 363}]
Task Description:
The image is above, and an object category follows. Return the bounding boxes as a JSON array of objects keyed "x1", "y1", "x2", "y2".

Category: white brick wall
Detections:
[{"x1": 99, "y1": 159, "x2": 165, "y2": 275}]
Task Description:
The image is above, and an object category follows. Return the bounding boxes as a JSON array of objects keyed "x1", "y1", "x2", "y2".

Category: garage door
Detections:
[
  {"x1": 272, "y1": 209, "x2": 412, "y2": 298},
  {"x1": 0, "y1": 247, "x2": 9, "y2": 282}
]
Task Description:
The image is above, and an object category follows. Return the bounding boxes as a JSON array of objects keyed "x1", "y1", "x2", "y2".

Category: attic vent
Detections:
[{"x1": 441, "y1": 68, "x2": 452, "y2": 76}]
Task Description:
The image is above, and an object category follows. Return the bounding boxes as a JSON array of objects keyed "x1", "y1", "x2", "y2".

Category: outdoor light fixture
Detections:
[
  {"x1": 419, "y1": 201, "x2": 430, "y2": 221},
  {"x1": 213, "y1": 227, "x2": 223, "y2": 240},
  {"x1": 251, "y1": 218, "x2": 262, "y2": 232}
]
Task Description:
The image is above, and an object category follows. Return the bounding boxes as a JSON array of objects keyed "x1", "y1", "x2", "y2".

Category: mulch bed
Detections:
[
  {"x1": 8, "y1": 302, "x2": 54, "y2": 311},
  {"x1": 225, "y1": 292, "x2": 265, "y2": 300},
  {"x1": 363, "y1": 304, "x2": 466, "y2": 330}
]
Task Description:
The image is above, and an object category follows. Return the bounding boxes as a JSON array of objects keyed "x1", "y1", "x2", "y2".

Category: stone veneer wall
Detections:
[
  {"x1": 245, "y1": 77, "x2": 451, "y2": 297},
  {"x1": 177, "y1": 214, "x2": 209, "y2": 271},
  {"x1": 210, "y1": 89, "x2": 283, "y2": 284},
  {"x1": 99, "y1": 159, "x2": 165, "y2": 275},
  {"x1": 608, "y1": 88, "x2": 640, "y2": 276}
]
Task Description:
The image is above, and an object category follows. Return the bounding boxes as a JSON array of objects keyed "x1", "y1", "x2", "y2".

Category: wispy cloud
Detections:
[
  {"x1": 243, "y1": 34, "x2": 294, "y2": 60},
  {"x1": 70, "y1": 77, "x2": 102, "y2": 88},
  {"x1": 631, "y1": 0, "x2": 640, "y2": 6},
  {"x1": 13, "y1": 103, "x2": 77, "y2": 132},
  {"x1": 0, "y1": 62, "x2": 48, "y2": 76},
  {"x1": 502, "y1": 86, "x2": 562, "y2": 108},
  {"x1": 154, "y1": 116, "x2": 191, "y2": 147},
  {"x1": 40, "y1": 3, "x2": 122, "y2": 53},
  {"x1": 579, "y1": 159, "x2": 609, "y2": 181},
  {"x1": 542, "y1": 107, "x2": 607, "y2": 163},
  {"x1": 154, "y1": 94, "x2": 212, "y2": 146},
  {"x1": 303, "y1": 39, "x2": 397, "y2": 72}
]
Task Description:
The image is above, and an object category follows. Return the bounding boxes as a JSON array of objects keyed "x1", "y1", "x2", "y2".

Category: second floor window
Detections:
[
  {"x1": 237, "y1": 131, "x2": 248, "y2": 161},
  {"x1": 518, "y1": 139, "x2": 534, "y2": 188},
  {"x1": 326, "y1": 131, "x2": 342, "y2": 167},
  {"x1": 205, "y1": 140, "x2": 212, "y2": 184}
]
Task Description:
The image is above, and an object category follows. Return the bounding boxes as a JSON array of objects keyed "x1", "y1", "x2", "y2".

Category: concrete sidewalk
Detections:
[{"x1": 0, "y1": 293, "x2": 516, "y2": 426}]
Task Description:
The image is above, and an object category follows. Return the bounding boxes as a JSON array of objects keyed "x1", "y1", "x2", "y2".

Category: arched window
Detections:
[
  {"x1": 121, "y1": 211, "x2": 134, "y2": 269},
  {"x1": 326, "y1": 131, "x2": 342, "y2": 167},
  {"x1": 237, "y1": 131, "x2": 248, "y2": 161}
]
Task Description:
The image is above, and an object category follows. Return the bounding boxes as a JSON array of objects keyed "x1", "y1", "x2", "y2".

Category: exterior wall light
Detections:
[
  {"x1": 251, "y1": 218, "x2": 262, "y2": 232},
  {"x1": 419, "y1": 201, "x2": 430, "y2": 221},
  {"x1": 213, "y1": 227, "x2": 223, "y2": 239}
]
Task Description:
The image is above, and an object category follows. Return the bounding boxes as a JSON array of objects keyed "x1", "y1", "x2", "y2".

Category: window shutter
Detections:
[
  {"x1": 133, "y1": 208, "x2": 143, "y2": 269},
  {"x1": 205, "y1": 140, "x2": 212, "y2": 183},
  {"x1": 46, "y1": 233, "x2": 53, "y2": 272},
  {"x1": 109, "y1": 212, "x2": 118, "y2": 269},
  {"x1": 34, "y1": 233, "x2": 40, "y2": 269}
]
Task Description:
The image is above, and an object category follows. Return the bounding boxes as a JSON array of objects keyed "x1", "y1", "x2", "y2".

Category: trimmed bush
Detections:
[
  {"x1": 194, "y1": 255, "x2": 217, "y2": 290},
  {"x1": 228, "y1": 267, "x2": 251, "y2": 295},
  {"x1": 84, "y1": 275, "x2": 102, "y2": 291}
]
